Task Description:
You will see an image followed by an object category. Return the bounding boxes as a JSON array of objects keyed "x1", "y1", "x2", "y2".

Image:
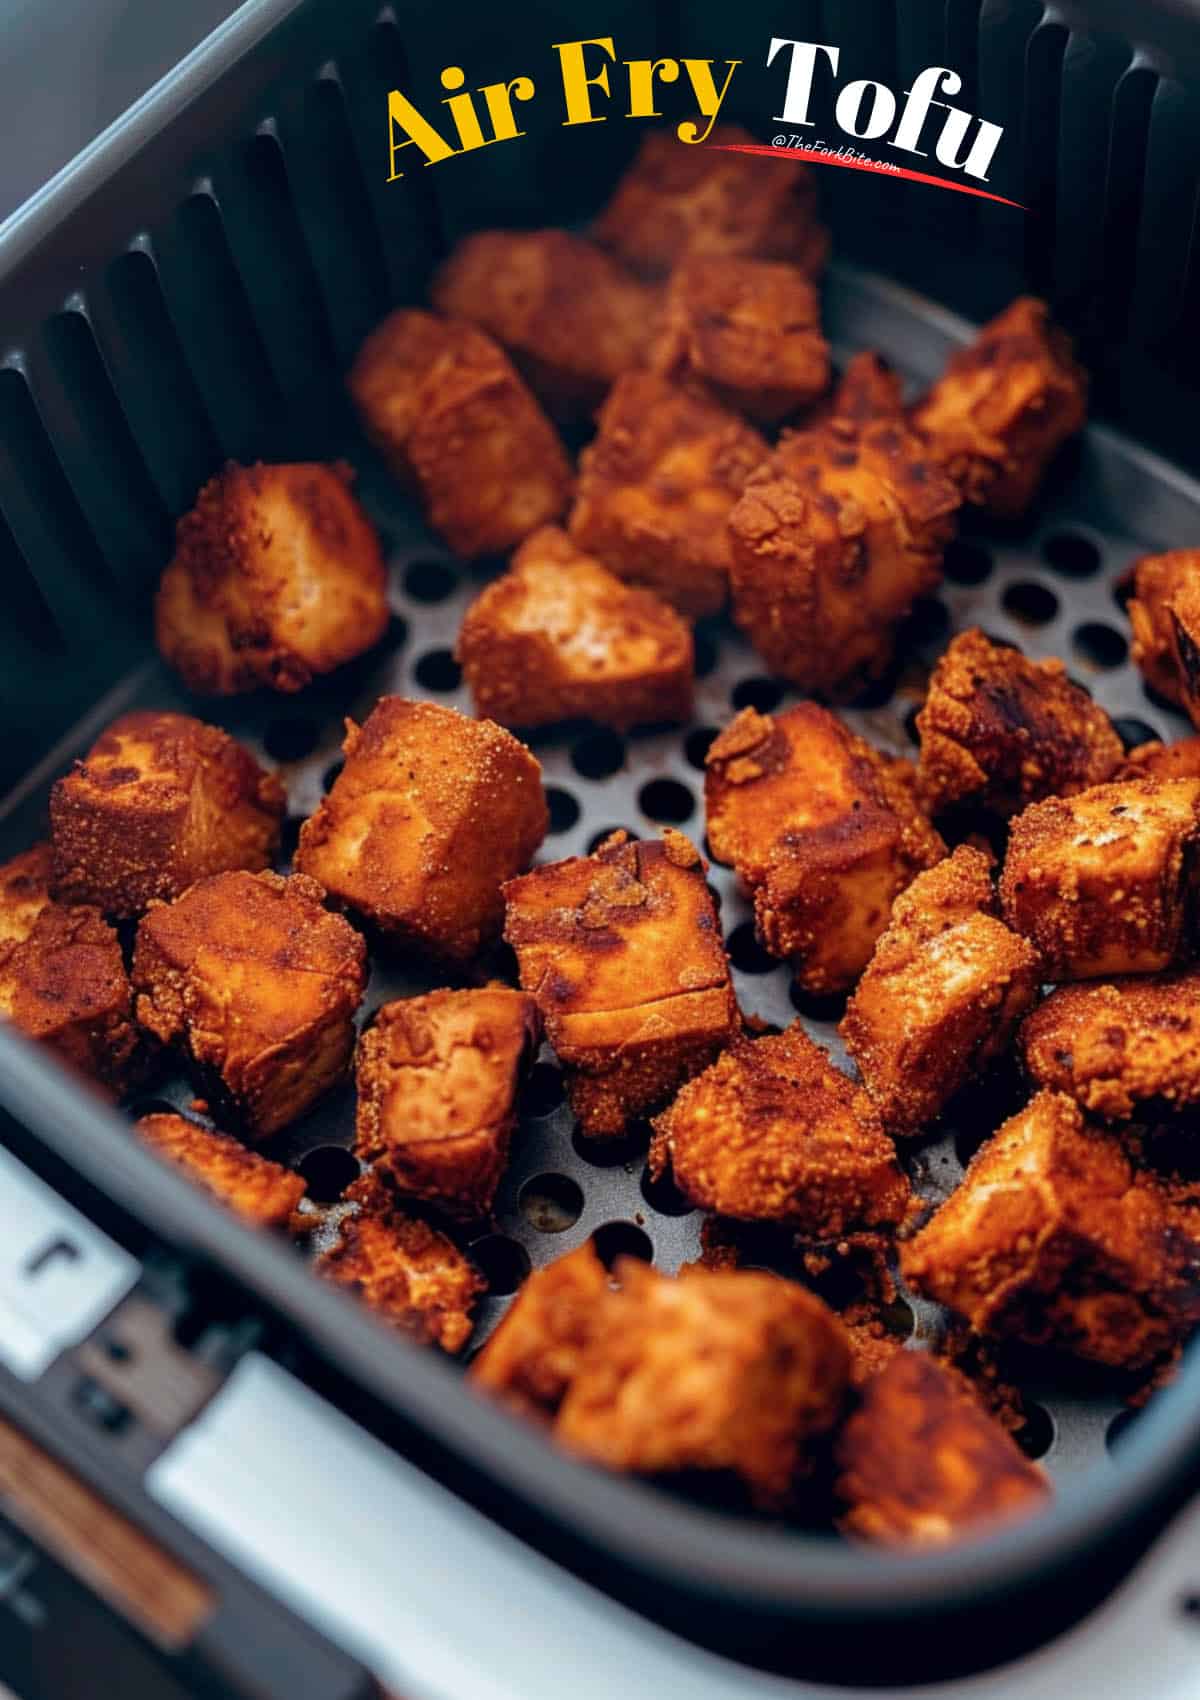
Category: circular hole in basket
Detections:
[
  {"x1": 954, "y1": 1121, "x2": 989, "y2": 1171},
  {"x1": 571, "y1": 1124, "x2": 647, "y2": 1168},
  {"x1": 545, "y1": 786, "x2": 581, "y2": 834},
  {"x1": 1001, "y1": 580, "x2": 1060, "y2": 627},
  {"x1": 903, "y1": 702, "x2": 922, "y2": 744},
  {"x1": 1112, "y1": 573, "x2": 1136, "y2": 613},
  {"x1": 726, "y1": 920, "x2": 776, "y2": 974},
  {"x1": 1113, "y1": 716, "x2": 1158, "y2": 753},
  {"x1": 322, "y1": 760, "x2": 344, "y2": 792},
  {"x1": 906, "y1": 596, "x2": 951, "y2": 646},
  {"x1": 521, "y1": 1061, "x2": 566, "y2": 1117},
  {"x1": 1178, "y1": 1592, "x2": 1200, "y2": 1624},
  {"x1": 592, "y1": 1220, "x2": 654, "y2": 1268},
  {"x1": 414, "y1": 648, "x2": 462, "y2": 691},
  {"x1": 1073, "y1": 621, "x2": 1128, "y2": 670},
  {"x1": 639, "y1": 1162, "x2": 697, "y2": 1217},
  {"x1": 684, "y1": 726, "x2": 717, "y2": 770},
  {"x1": 279, "y1": 814, "x2": 305, "y2": 862},
  {"x1": 470, "y1": 1234, "x2": 531, "y2": 1295},
  {"x1": 404, "y1": 559, "x2": 457, "y2": 603},
  {"x1": 638, "y1": 777, "x2": 695, "y2": 825},
  {"x1": 693, "y1": 625, "x2": 720, "y2": 679},
  {"x1": 879, "y1": 1296, "x2": 915, "y2": 1339},
  {"x1": 1043, "y1": 530, "x2": 1100, "y2": 578},
  {"x1": 943, "y1": 540, "x2": 993, "y2": 585},
  {"x1": 1105, "y1": 1407, "x2": 1142, "y2": 1455},
  {"x1": 518, "y1": 1172, "x2": 584, "y2": 1233},
  {"x1": 263, "y1": 717, "x2": 321, "y2": 762},
  {"x1": 571, "y1": 729, "x2": 626, "y2": 780},
  {"x1": 297, "y1": 1145, "x2": 361, "y2": 1203},
  {"x1": 706, "y1": 882, "x2": 723, "y2": 912},
  {"x1": 586, "y1": 825, "x2": 638, "y2": 854},
  {"x1": 382, "y1": 612, "x2": 409, "y2": 651},
  {"x1": 731, "y1": 676, "x2": 785, "y2": 713},
  {"x1": 1014, "y1": 1401, "x2": 1055, "y2": 1460},
  {"x1": 788, "y1": 982, "x2": 847, "y2": 1024}
]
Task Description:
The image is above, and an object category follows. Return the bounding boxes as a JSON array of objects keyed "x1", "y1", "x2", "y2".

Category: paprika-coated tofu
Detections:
[
  {"x1": 915, "y1": 629, "x2": 1123, "y2": 819},
  {"x1": 835, "y1": 1352, "x2": 1051, "y2": 1548},
  {"x1": 841, "y1": 847, "x2": 1042, "y2": 1136},
  {"x1": 133, "y1": 869, "x2": 366, "y2": 1138},
  {"x1": 503, "y1": 829, "x2": 739, "y2": 1138},
  {"x1": 155, "y1": 461, "x2": 389, "y2": 695},
  {"x1": 648, "y1": 256, "x2": 829, "y2": 424},
  {"x1": 135, "y1": 1112, "x2": 305, "y2": 1229},
  {"x1": 354, "y1": 986, "x2": 540, "y2": 1216},
  {"x1": 348, "y1": 309, "x2": 571, "y2": 559},
  {"x1": 567, "y1": 371, "x2": 767, "y2": 618},
  {"x1": 295, "y1": 698, "x2": 547, "y2": 964},
  {"x1": 431, "y1": 229, "x2": 659, "y2": 416},
  {"x1": 999, "y1": 776, "x2": 1200, "y2": 980},
  {"x1": 593, "y1": 125, "x2": 829, "y2": 280},
  {"x1": 469, "y1": 1241, "x2": 613, "y2": 1423},
  {"x1": 911, "y1": 296, "x2": 1088, "y2": 520},
  {"x1": 50, "y1": 711, "x2": 286, "y2": 919},
  {"x1": 649, "y1": 1022, "x2": 911, "y2": 1237},
  {"x1": 455, "y1": 527, "x2": 693, "y2": 732},
  {"x1": 555, "y1": 1259, "x2": 851, "y2": 1510},
  {"x1": 0, "y1": 844, "x2": 54, "y2": 948},
  {"x1": 705, "y1": 705, "x2": 945, "y2": 993},
  {"x1": 825, "y1": 351, "x2": 905, "y2": 426},
  {"x1": 1120, "y1": 734, "x2": 1200, "y2": 782},
  {"x1": 1127, "y1": 550, "x2": 1200, "y2": 726},
  {"x1": 901, "y1": 1090, "x2": 1200, "y2": 1369}
]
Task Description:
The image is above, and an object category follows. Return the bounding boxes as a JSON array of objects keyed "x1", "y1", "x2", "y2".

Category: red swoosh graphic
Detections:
[{"x1": 709, "y1": 141, "x2": 1026, "y2": 209}]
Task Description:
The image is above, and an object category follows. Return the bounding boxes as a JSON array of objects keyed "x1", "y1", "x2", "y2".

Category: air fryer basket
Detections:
[{"x1": 4, "y1": 0, "x2": 1200, "y2": 1685}]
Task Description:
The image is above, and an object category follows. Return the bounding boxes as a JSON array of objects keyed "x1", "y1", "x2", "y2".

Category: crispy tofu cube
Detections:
[
  {"x1": 348, "y1": 308, "x2": 571, "y2": 558},
  {"x1": 469, "y1": 1241, "x2": 613, "y2": 1422},
  {"x1": 1127, "y1": 550, "x2": 1200, "y2": 726},
  {"x1": 431, "y1": 229, "x2": 659, "y2": 416},
  {"x1": 1120, "y1": 735, "x2": 1200, "y2": 782},
  {"x1": 555, "y1": 1260, "x2": 850, "y2": 1509},
  {"x1": 135, "y1": 1112, "x2": 306, "y2": 1228},
  {"x1": 593, "y1": 125, "x2": 829, "y2": 280},
  {"x1": 155, "y1": 461, "x2": 389, "y2": 695},
  {"x1": 567, "y1": 371, "x2": 767, "y2": 618},
  {"x1": 132, "y1": 869, "x2": 366, "y2": 1138},
  {"x1": 911, "y1": 297, "x2": 1088, "y2": 519},
  {"x1": 49, "y1": 711, "x2": 286, "y2": 919},
  {"x1": 649, "y1": 1022, "x2": 910, "y2": 1236},
  {"x1": 824, "y1": 352, "x2": 905, "y2": 427},
  {"x1": 648, "y1": 256, "x2": 829, "y2": 424},
  {"x1": 901, "y1": 1089, "x2": 1200, "y2": 1368},
  {"x1": 295, "y1": 698, "x2": 547, "y2": 964},
  {"x1": 355, "y1": 986, "x2": 540, "y2": 1216},
  {"x1": 841, "y1": 847, "x2": 1042, "y2": 1135},
  {"x1": 503, "y1": 829, "x2": 738, "y2": 1138},
  {"x1": 705, "y1": 705, "x2": 945, "y2": 993},
  {"x1": 835, "y1": 1352, "x2": 1050, "y2": 1547},
  {"x1": 456, "y1": 527, "x2": 693, "y2": 732},
  {"x1": 999, "y1": 777, "x2": 1200, "y2": 980},
  {"x1": 0, "y1": 844, "x2": 53, "y2": 948}
]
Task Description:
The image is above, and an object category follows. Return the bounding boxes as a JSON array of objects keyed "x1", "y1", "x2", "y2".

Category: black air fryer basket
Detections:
[{"x1": 4, "y1": 1, "x2": 1200, "y2": 1694}]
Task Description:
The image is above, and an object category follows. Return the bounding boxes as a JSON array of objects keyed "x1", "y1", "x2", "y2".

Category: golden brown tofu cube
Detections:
[
  {"x1": 841, "y1": 847, "x2": 1042, "y2": 1136},
  {"x1": 456, "y1": 527, "x2": 693, "y2": 733},
  {"x1": 469, "y1": 1240, "x2": 613, "y2": 1422},
  {"x1": 649, "y1": 1022, "x2": 910, "y2": 1236},
  {"x1": 567, "y1": 371, "x2": 767, "y2": 618},
  {"x1": 648, "y1": 256, "x2": 829, "y2": 424},
  {"x1": 135, "y1": 1112, "x2": 306, "y2": 1228},
  {"x1": 317, "y1": 1174, "x2": 482, "y2": 1353},
  {"x1": 1120, "y1": 735, "x2": 1200, "y2": 782},
  {"x1": 355, "y1": 986, "x2": 540, "y2": 1216},
  {"x1": 593, "y1": 125, "x2": 828, "y2": 280},
  {"x1": 155, "y1": 461, "x2": 389, "y2": 695},
  {"x1": 555, "y1": 1259, "x2": 850, "y2": 1509},
  {"x1": 911, "y1": 297, "x2": 1088, "y2": 520},
  {"x1": 0, "y1": 844, "x2": 53, "y2": 948},
  {"x1": 348, "y1": 309, "x2": 571, "y2": 559},
  {"x1": 132, "y1": 869, "x2": 366, "y2": 1138},
  {"x1": 705, "y1": 705, "x2": 945, "y2": 994},
  {"x1": 915, "y1": 629, "x2": 1123, "y2": 820},
  {"x1": 836, "y1": 1352, "x2": 1051, "y2": 1547},
  {"x1": 431, "y1": 229, "x2": 659, "y2": 417},
  {"x1": 49, "y1": 711, "x2": 286, "y2": 919},
  {"x1": 295, "y1": 697, "x2": 547, "y2": 964},
  {"x1": 1127, "y1": 550, "x2": 1200, "y2": 727},
  {"x1": 999, "y1": 777, "x2": 1200, "y2": 980},
  {"x1": 824, "y1": 352, "x2": 905, "y2": 427},
  {"x1": 503, "y1": 829, "x2": 738, "y2": 1138}
]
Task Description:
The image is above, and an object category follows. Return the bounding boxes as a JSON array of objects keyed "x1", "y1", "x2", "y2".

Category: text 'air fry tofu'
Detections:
[
  {"x1": 1127, "y1": 550, "x2": 1200, "y2": 728},
  {"x1": 155, "y1": 461, "x2": 389, "y2": 695},
  {"x1": 348, "y1": 308, "x2": 571, "y2": 559},
  {"x1": 295, "y1": 697, "x2": 547, "y2": 964},
  {"x1": 503, "y1": 829, "x2": 739, "y2": 1138},
  {"x1": 136, "y1": 1112, "x2": 306, "y2": 1229},
  {"x1": 705, "y1": 704, "x2": 945, "y2": 994},
  {"x1": 456, "y1": 527, "x2": 693, "y2": 733},
  {"x1": 469, "y1": 1240, "x2": 613, "y2": 1423}
]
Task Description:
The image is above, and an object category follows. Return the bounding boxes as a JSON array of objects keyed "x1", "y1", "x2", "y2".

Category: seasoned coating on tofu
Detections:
[
  {"x1": 136, "y1": 1112, "x2": 305, "y2": 1229},
  {"x1": 901, "y1": 1090, "x2": 1200, "y2": 1369},
  {"x1": 431, "y1": 229, "x2": 659, "y2": 416},
  {"x1": 317, "y1": 1174, "x2": 482, "y2": 1353},
  {"x1": 1127, "y1": 550, "x2": 1200, "y2": 727},
  {"x1": 1021, "y1": 968, "x2": 1200, "y2": 1121},
  {"x1": 455, "y1": 527, "x2": 693, "y2": 733},
  {"x1": 825, "y1": 352, "x2": 905, "y2": 427},
  {"x1": 469, "y1": 1241, "x2": 613, "y2": 1422},
  {"x1": 705, "y1": 705, "x2": 945, "y2": 993},
  {"x1": 132, "y1": 869, "x2": 366, "y2": 1139},
  {"x1": 0, "y1": 844, "x2": 53, "y2": 948},
  {"x1": 155, "y1": 461, "x2": 389, "y2": 695},
  {"x1": 648, "y1": 257, "x2": 829, "y2": 424},
  {"x1": 348, "y1": 309, "x2": 571, "y2": 559},
  {"x1": 911, "y1": 297, "x2": 1087, "y2": 520},
  {"x1": 50, "y1": 711, "x2": 286, "y2": 919},
  {"x1": 555, "y1": 1259, "x2": 851, "y2": 1509},
  {"x1": 841, "y1": 847, "x2": 1042, "y2": 1136},
  {"x1": 593, "y1": 125, "x2": 829, "y2": 280},
  {"x1": 567, "y1": 371, "x2": 768, "y2": 618},
  {"x1": 1120, "y1": 735, "x2": 1200, "y2": 782},
  {"x1": 729, "y1": 416, "x2": 960, "y2": 697},
  {"x1": 503, "y1": 829, "x2": 739, "y2": 1138},
  {"x1": 915, "y1": 629, "x2": 1123, "y2": 819},
  {"x1": 355, "y1": 986, "x2": 540, "y2": 1216},
  {"x1": 295, "y1": 698, "x2": 547, "y2": 964},
  {"x1": 649, "y1": 1022, "x2": 911, "y2": 1237},
  {"x1": 999, "y1": 776, "x2": 1200, "y2": 980},
  {"x1": 836, "y1": 1352, "x2": 1050, "y2": 1547}
]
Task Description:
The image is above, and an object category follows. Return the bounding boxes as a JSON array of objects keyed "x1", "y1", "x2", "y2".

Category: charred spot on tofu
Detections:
[
  {"x1": 469, "y1": 1240, "x2": 613, "y2": 1422},
  {"x1": 295, "y1": 697, "x2": 547, "y2": 965},
  {"x1": 136, "y1": 1112, "x2": 306, "y2": 1228},
  {"x1": 1127, "y1": 550, "x2": 1200, "y2": 728}
]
